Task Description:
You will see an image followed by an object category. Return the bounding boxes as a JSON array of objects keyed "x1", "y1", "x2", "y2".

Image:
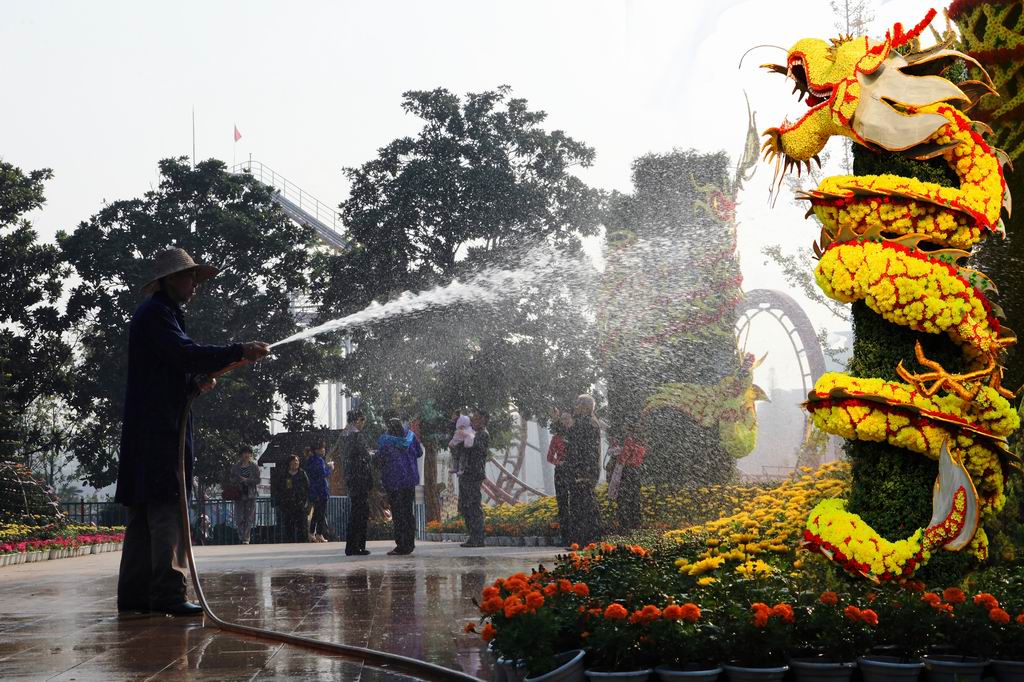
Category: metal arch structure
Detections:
[{"x1": 735, "y1": 288, "x2": 827, "y2": 397}]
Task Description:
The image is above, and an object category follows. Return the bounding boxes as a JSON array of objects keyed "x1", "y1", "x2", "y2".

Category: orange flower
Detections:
[
  {"x1": 504, "y1": 595, "x2": 526, "y2": 618},
  {"x1": 819, "y1": 591, "x2": 838, "y2": 606},
  {"x1": 570, "y1": 543, "x2": 580, "y2": 551},
  {"x1": 481, "y1": 596, "x2": 504, "y2": 614},
  {"x1": 588, "y1": 607, "x2": 603, "y2": 618},
  {"x1": 505, "y1": 577, "x2": 529, "y2": 594},
  {"x1": 942, "y1": 588, "x2": 966, "y2": 604},
  {"x1": 771, "y1": 603, "x2": 795, "y2": 624},
  {"x1": 636, "y1": 605, "x2": 662, "y2": 624},
  {"x1": 680, "y1": 603, "x2": 701, "y2": 623},
  {"x1": 543, "y1": 583, "x2": 559, "y2": 597},
  {"x1": 860, "y1": 609, "x2": 879, "y2": 626},
  {"x1": 464, "y1": 622, "x2": 477, "y2": 633},
  {"x1": 482, "y1": 586, "x2": 500, "y2": 600},
  {"x1": 573, "y1": 583, "x2": 590, "y2": 598},
  {"x1": 525, "y1": 591, "x2": 545, "y2": 612},
  {"x1": 973, "y1": 593, "x2": 999, "y2": 612},
  {"x1": 604, "y1": 604, "x2": 629, "y2": 621},
  {"x1": 844, "y1": 605, "x2": 863, "y2": 622},
  {"x1": 936, "y1": 603, "x2": 954, "y2": 615},
  {"x1": 481, "y1": 623, "x2": 496, "y2": 642},
  {"x1": 753, "y1": 610, "x2": 769, "y2": 628},
  {"x1": 663, "y1": 604, "x2": 683, "y2": 621},
  {"x1": 922, "y1": 593, "x2": 942, "y2": 607},
  {"x1": 1015, "y1": 612, "x2": 1024, "y2": 625},
  {"x1": 558, "y1": 579, "x2": 573, "y2": 593},
  {"x1": 990, "y1": 608, "x2": 1011, "y2": 625}
]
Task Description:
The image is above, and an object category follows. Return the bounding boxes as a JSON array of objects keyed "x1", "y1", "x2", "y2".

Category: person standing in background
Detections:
[
  {"x1": 552, "y1": 395, "x2": 602, "y2": 547},
  {"x1": 278, "y1": 455, "x2": 310, "y2": 543},
  {"x1": 305, "y1": 442, "x2": 333, "y2": 542},
  {"x1": 342, "y1": 410, "x2": 373, "y2": 556},
  {"x1": 378, "y1": 410, "x2": 423, "y2": 555},
  {"x1": 230, "y1": 446, "x2": 261, "y2": 544},
  {"x1": 457, "y1": 409, "x2": 490, "y2": 548}
]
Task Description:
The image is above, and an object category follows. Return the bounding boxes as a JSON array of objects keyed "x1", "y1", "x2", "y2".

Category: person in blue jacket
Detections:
[
  {"x1": 115, "y1": 248, "x2": 269, "y2": 616},
  {"x1": 377, "y1": 410, "x2": 423, "y2": 555},
  {"x1": 305, "y1": 441, "x2": 334, "y2": 542}
]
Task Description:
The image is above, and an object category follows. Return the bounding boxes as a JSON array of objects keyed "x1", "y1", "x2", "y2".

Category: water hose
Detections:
[{"x1": 175, "y1": 370, "x2": 482, "y2": 682}]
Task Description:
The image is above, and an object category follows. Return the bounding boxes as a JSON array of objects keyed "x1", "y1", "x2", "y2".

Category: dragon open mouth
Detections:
[{"x1": 781, "y1": 55, "x2": 834, "y2": 131}]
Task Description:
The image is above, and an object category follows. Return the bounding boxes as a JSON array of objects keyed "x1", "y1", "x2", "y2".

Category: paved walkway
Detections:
[{"x1": 0, "y1": 541, "x2": 556, "y2": 681}]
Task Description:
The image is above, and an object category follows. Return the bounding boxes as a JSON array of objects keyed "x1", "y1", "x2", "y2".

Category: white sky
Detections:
[{"x1": 3, "y1": 0, "x2": 940, "y2": 389}]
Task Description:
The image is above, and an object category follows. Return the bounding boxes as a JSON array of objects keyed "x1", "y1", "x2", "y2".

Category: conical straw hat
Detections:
[{"x1": 141, "y1": 247, "x2": 218, "y2": 294}]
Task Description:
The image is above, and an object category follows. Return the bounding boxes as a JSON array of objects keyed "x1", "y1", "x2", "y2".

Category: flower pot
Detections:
[
  {"x1": 791, "y1": 659, "x2": 856, "y2": 682},
  {"x1": 858, "y1": 656, "x2": 924, "y2": 682},
  {"x1": 654, "y1": 664, "x2": 722, "y2": 682},
  {"x1": 722, "y1": 664, "x2": 787, "y2": 682},
  {"x1": 992, "y1": 660, "x2": 1024, "y2": 682},
  {"x1": 921, "y1": 656, "x2": 988, "y2": 682},
  {"x1": 525, "y1": 650, "x2": 585, "y2": 682},
  {"x1": 497, "y1": 657, "x2": 527, "y2": 682},
  {"x1": 585, "y1": 669, "x2": 653, "y2": 681}
]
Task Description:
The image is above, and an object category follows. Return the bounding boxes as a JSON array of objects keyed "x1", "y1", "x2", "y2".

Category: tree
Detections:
[
  {"x1": 18, "y1": 395, "x2": 78, "y2": 494},
  {"x1": 61, "y1": 157, "x2": 340, "y2": 491},
  {"x1": 0, "y1": 161, "x2": 74, "y2": 415},
  {"x1": 315, "y1": 86, "x2": 604, "y2": 510},
  {"x1": 599, "y1": 149, "x2": 755, "y2": 487}
]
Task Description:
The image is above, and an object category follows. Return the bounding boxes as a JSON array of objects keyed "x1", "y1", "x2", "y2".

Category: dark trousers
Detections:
[
  {"x1": 553, "y1": 466, "x2": 570, "y2": 543},
  {"x1": 281, "y1": 507, "x2": 308, "y2": 543},
  {"x1": 309, "y1": 498, "x2": 328, "y2": 538},
  {"x1": 387, "y1": 487, "x2": 416, "y2": 552},
  {"x1": 458, "y1": 475, "x2": 485, "y2": 544},
  {"x1": 565, "y1": 479, "x2": 600, "y2": 547},
  {"x1": 345, "y1": 489, "x2": 369, "y2": 553},
  {"x1": 117, "y1": 500, "x2": 189, "y2": 609},
  {"x1": 616, "y1": 465, "x2": 642, "y2": 530}
]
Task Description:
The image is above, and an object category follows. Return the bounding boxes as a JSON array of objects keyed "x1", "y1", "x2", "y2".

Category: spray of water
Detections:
[{"x1": 269, "y1": 245, "x2": 587, "y2": 349}]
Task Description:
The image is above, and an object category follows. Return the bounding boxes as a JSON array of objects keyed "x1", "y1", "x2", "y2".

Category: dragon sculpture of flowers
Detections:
[{"x1": 760, "y1": 9, "x2": 1018, "y2": 580}]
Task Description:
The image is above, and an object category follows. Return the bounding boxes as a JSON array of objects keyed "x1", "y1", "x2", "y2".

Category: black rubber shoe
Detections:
[{"x1": 157, "y1": 601, "x2": 204, "y2": 616}]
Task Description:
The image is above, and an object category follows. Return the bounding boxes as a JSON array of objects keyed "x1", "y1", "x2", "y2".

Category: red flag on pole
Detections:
[{"x1": 233, "y1": 125, "x2": 242, "y2": 142}]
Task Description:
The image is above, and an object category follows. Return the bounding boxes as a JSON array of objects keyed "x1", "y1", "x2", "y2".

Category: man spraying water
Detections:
[{"x1": 115, "y1": 247, "x2": 270, "y2": 616}]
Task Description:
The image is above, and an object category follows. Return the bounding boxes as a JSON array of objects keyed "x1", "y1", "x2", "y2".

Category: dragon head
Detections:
[{"x1": 759, "y1": 10, "x2": 994, "y2": 176}]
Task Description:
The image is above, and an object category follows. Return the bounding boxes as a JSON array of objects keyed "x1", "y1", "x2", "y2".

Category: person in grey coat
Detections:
[{"x1": 230, "y1": 446, "x2": 261, "y2": 544}]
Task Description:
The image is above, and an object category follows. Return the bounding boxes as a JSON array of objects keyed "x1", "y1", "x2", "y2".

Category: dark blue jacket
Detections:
[
  {"x1": 304, "y1": 454, "x2": 331, "y2": 502},
  {"x1": 377, "y1": 429, "x2": 423, "y2": 491},
  {"x1": 115, "y1": 291, "x2": 242, "y2": 506}
]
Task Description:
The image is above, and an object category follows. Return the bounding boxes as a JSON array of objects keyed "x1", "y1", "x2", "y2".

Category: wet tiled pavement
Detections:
[{"x1": 0, "y1": 541, "x2": 556, "y2": 681}]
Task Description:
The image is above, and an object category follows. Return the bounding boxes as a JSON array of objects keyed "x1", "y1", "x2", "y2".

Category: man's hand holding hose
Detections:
[{"x1": 195, "y1": 342, "x2": 271, "y2": 393}]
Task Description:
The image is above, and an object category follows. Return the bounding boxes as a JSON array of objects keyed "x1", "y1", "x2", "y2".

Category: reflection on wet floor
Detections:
[{"x1": 0, "y1": 542, "x2": 554, "y2": 681}]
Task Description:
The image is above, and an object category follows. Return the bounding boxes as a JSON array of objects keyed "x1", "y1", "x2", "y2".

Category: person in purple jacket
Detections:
[
  {"x1": 115, "y1": 248, "x2": 269, "y2": 616},
  {"x1": 377, "y1": 410, "x2": 423, "y2": 555}
]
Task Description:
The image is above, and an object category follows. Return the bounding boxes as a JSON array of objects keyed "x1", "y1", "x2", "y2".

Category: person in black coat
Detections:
[
  {"x1": 551, "y1": 394, "x2": 603, "y2": 547},
  {"x1": 115, "y1": 248, "x2": 269, "y2": 616},
  {"x1": 278, "y1": 455, "x2": 311, "y2": 542},
  {"x1": 342, "y1": 409, "x2": 373, "y2": 556},
  {"x1": 457, "y1": 409, "x2": 490, "y2": 548}
]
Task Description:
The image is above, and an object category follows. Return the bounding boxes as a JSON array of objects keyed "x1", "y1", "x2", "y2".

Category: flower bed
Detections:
[
  {"x1": 0, "y1": 523, "x2": 125, "y2": 567},
  {"x1": 428, "y1": 476, "x2": 787, "y2": 540},
  {"x1": 471, "y1": 542, "x2": 1024, "y2": 677}
]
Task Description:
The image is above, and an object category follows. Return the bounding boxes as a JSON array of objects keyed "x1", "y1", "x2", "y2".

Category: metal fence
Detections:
[{"x1": 60, "y1": 497, "x2": 427, "y2": 546}]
